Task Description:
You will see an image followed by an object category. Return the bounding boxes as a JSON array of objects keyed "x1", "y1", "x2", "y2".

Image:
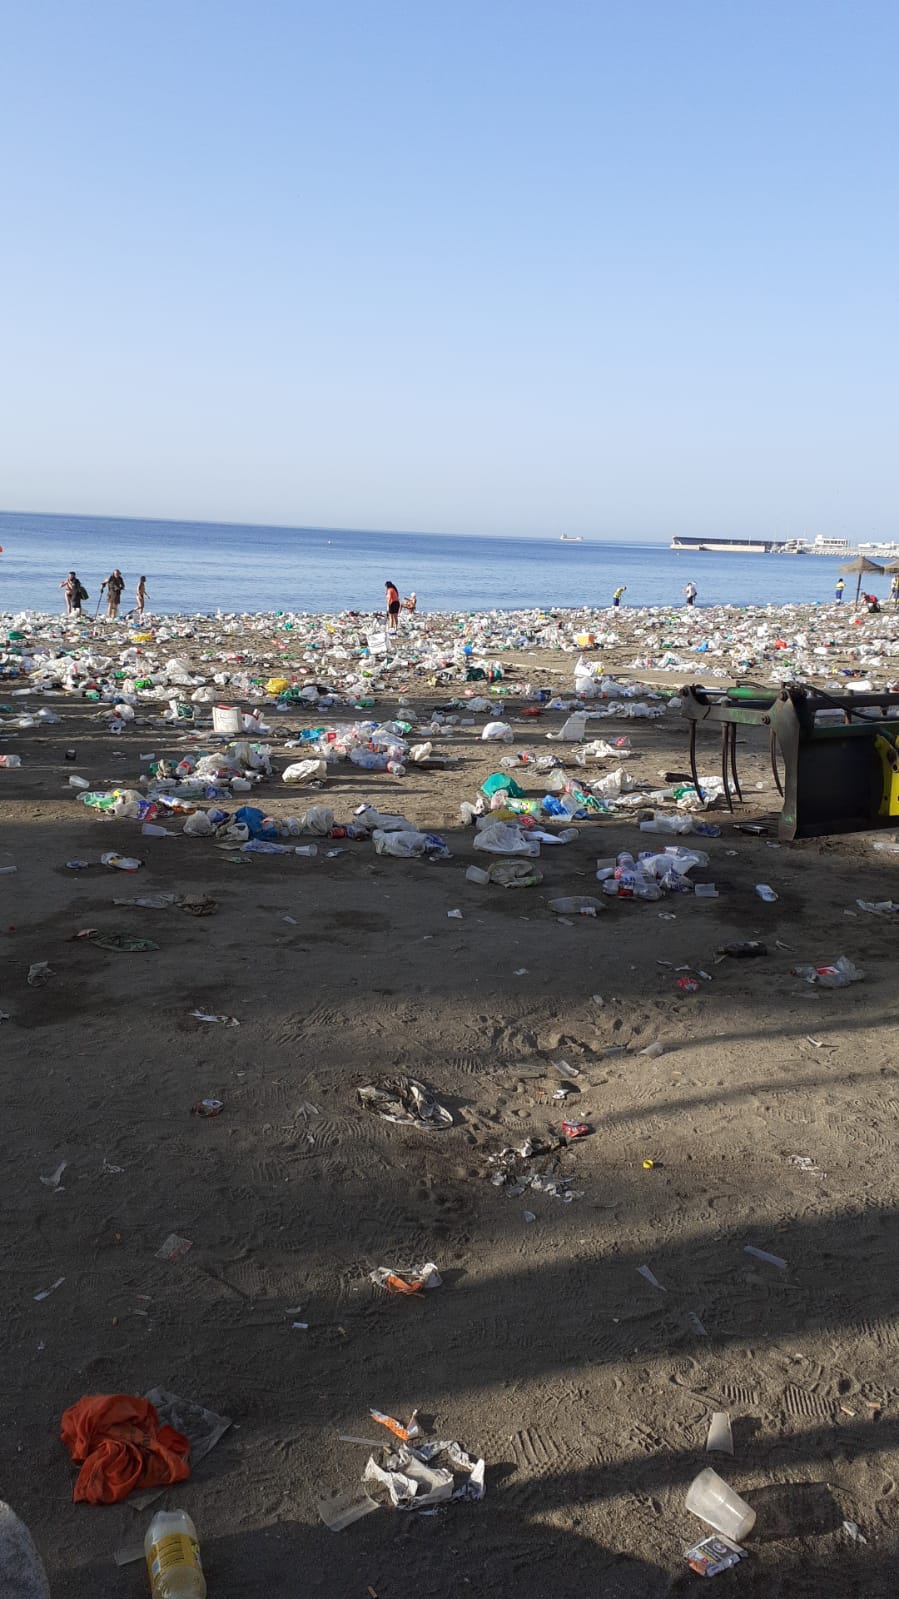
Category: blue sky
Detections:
[{"x1": 1, "y1": 1, "x2": 897, "y2": 538}]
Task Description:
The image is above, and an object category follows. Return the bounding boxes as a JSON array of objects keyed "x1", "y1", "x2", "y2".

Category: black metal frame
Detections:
[{"x1": 680, "y1": 682, "x2": 899, "y2": 841}]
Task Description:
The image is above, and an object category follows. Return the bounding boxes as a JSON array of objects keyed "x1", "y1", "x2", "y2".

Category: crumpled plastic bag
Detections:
[
  {"x1": 182, "y1": 810, "x2": 215, "y2": 836},
  {"x1": 282, "y1": 758, "x2": 327, "y2": 785},
  {"x1": 372, "y1": 829, "x2": 449, "y2": 858},
  {"x1": 473, "y1": 821, "x2": 540, "y2": 856},
  {"x1": 363, "y1": 1439, "x2": 485, "y2": 1510},
  {"x1": 59, "y1": 1394, "x2": 190, "y2": 1505},
  {"x1": 300, "y1": 805, "x2": 335, "y2": 835},
  {"x1": 357, "y1": 1075, "x2": 453, "y2": 1128},
  {"x1": 485, "y1": 859, "x2": 543, "y2": 887},
  {"x1": 792, "y1": 955, "x2": 865, "y2": 988},
  {"x1": 481, "y1": 721, "x2": 513, "y2": 742}
]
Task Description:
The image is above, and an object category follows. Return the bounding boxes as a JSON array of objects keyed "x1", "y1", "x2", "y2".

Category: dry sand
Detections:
[{"x1": 2, "y1": 614, "x2": 899, "y2": 1597}]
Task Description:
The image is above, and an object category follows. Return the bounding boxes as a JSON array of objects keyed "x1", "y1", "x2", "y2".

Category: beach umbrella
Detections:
[{"x1": 839, "y1": 555, "x2": 884, "y2": 607}]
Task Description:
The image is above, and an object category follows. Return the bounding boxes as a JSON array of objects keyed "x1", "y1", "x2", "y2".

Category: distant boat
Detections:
[{"x1": 559, "y1": 534, "x2": 584, "y2": 542}]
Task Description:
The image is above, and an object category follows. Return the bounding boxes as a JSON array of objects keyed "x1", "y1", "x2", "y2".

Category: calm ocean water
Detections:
[{"x1": 0, "y1": 510, "x2": 853, "y2": 616}]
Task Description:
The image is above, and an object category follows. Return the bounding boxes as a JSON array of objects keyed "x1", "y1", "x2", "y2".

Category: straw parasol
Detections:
[{"x1": 839, "y1": 555, "x2": 884, "y2": 607}]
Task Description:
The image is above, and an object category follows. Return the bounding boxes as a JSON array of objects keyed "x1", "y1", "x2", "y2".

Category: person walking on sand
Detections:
[
  {"x1": 835, "y1": 577, "x2": 845, "y2": 603},
  {"x1": 684, "y1": 581, "x2": 697, "y2": 607},
  {"x1": 612, "y1": 585, "x2": 626, "y2": 608},
  {"x1": 60, "y1": 571, "x2": 87, "y2": 616},
  {"x1": 385, "y1": 579, "x2": 401, "y2": 636},
  {"x1": 135, "y1": 575, "x2": 147, "y2": 621},
  {"x1": 100, "y1": 568, "x2": 125, "y2": 620}
]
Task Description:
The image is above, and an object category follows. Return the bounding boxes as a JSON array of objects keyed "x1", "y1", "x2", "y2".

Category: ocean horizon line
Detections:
[{"x1": 0, "y1": 509, "x2": 672, "y2": 547}]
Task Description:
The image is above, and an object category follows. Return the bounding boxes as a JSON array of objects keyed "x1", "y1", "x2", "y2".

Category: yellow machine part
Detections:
[{"x1": 875, "y1": 733, "x2": 899, "y2": 816}]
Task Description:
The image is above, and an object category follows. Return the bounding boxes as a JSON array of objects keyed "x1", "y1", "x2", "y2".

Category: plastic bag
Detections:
[
  {"x1": 282, "y1": 758, "x2": 327, "y2": 785},
  {"x1": 300, "y1": 805, "x2": 335, "y2": 835},
  {"x1": 473, "y1": 822, "x2": 540, "y2": 856},
  {"x1": 792, "y1": 956, "x2": 865, "y2": 988},
  {"x1": 481, "y1": 721, "x2": 513, "y2": 742},
  {"x1": 547, "y1": 712, "x2": 587, "y2": 742},
  {"x1": 182, "y1": 810, "x2": 215, "y2": 837}
]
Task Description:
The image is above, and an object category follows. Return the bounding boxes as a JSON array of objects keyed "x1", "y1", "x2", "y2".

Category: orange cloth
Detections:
[{"x1": 60, "y1": 1394, "x2": 190, "y2": 1504}]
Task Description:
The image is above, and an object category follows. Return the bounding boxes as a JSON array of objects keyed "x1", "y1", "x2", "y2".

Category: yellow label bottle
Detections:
[{"x1": 144, "y1": 1509, "x2": 207, "y2": 1599}]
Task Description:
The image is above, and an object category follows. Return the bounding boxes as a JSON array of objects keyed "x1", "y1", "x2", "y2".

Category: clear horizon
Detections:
[{"x1": 3, "y1": 2, "x2": 897, "y2": 538}]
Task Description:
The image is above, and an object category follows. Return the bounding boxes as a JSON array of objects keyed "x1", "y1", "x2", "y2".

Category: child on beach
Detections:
[
  {"x1": 612, "y1": 586, "x2": 626, "y2": 607},
  {"x1": 385, "y1": 580, "x2": 401, "y2": 635},
  {"x1": 684, "y1": 581, "x2": 697, "y2": 606}
]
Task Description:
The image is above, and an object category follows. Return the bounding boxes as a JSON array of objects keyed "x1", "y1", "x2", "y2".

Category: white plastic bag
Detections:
[
  {"x1": 481, "y1": 721, "x2": 513, "y2": 742},
  {"x1": 282, "y1": 758, "x2": 327, "y2": 785},
  {"x1": 547, "y1": 712, "x2": 587, "y2": 742},
  {"x1": 473, "y1": 822, "x2": 540, "y2": 856},
  {"x1": 183, "y1": 810, "x2": 215, "y2": 836},
  {"x1": 300, "y1": 805, "x2": 335, "y2": 835},
  {"x1": 373, "y1": 829, "x2": 430, "y2": 857}
]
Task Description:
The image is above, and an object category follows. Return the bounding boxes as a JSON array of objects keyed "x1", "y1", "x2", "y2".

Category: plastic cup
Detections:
[{"x1": 685, "y1": 1467, "x2": 756, "y2": 1540}]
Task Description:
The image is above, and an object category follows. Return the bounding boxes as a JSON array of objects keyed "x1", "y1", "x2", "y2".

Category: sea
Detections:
[{"x1": 0, "y1": 510, "x2": 854, "y2": 617}]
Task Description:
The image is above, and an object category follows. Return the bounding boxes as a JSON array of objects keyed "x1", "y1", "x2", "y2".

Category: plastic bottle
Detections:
[
  {"x1": 144, "y1": 1508, "x2": 206, "y2": 1599},
  {"x1": 0, "y1": 754, "x2": 22, "y2": 768}
]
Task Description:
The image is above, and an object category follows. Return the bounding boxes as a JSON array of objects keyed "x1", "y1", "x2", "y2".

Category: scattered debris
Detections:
[
  {"x1": 685, "y1": 1534, "x2": 747, "y2": 1577},
  {"x1": 637, "y1": 1264, "x2": 666, "y2": 1292},
  {"x1": 743, "y1": 1244, "x2": 787, "y2": 1270},
  {"x1": 191, "y1": 1099, "x2": 224, "y2": 1118},
  {"x1": 357, "y1": 1075, "x2": 452, "y2": 1129},
  {"x1": 363, "y1": 1438, "x2": 485, "y2": 1510},
  {"x1": 34, "y1": 1276, "x2": 65, "y2": 1301},
  {"x1": 156, "y1": 1233, "x2": 193, "y2": 1263},
  {"x1": 369, "y1": 1263, "x2": 442, "y2": 1294},
  {"x1": 370, "y1": 1408, "x2": 420, "y2": 1443}
]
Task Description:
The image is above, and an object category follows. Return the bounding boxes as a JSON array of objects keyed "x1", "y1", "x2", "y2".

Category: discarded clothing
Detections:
[{"x1": 60, "y1": 1394, "x2": 190, "y2": 1504}]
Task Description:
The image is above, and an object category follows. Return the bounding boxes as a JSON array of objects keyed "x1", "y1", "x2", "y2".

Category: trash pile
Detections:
[{"x1": 596, "y1": 846, "x2": 712, "y2": 901}]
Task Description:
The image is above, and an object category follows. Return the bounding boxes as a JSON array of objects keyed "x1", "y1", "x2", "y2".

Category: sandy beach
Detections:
[{"x1": 2, "y1": 602, "x2": 899, "y2": 1596}]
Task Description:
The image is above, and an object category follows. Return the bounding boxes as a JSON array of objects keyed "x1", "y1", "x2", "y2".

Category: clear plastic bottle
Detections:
[
  {"x1": 144, "y1": 1509, "x2": 206, "y2": 1599},
  {"x1": 0, "y1": 754, "x2": 22, "y2": 768}
]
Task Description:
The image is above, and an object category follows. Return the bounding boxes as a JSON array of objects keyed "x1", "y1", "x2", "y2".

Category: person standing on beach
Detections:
[
  {"x1": 100, "y1": 568, "x2": 125, "y2": 619},
  {"x1": 834, "y1": 578, "x2": 845, "y2": 603},
  {"x1": 60, "y1": 571, "x2": 86, "y2": 616},
  {"x1": 135, "y1": 575, "x2": 147, "y2": 620},
  {"x1": 612, "y1": 585, "x2": 626, "y2": 608},
  {"x1": 385, "y1": 579, "x2": 401, "y2": 635},
  {"x1": 684, "y1": 581, "x2": 697, "y2": 606},
  {"x1": 890, "y1": 574, "x2": 899, "y2": 605}
]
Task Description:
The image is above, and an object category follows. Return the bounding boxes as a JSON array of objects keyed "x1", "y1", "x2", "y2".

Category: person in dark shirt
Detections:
[{"x1": 101, "y1": 568, "x2": 125, "y2": 619}]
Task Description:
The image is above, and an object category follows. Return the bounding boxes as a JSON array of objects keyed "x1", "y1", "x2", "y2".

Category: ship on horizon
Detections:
[
  {"x1": 670, "y1": 533, "x2": 864, "y2": 557},
  {"x1": 559, "y1": 534, "x2": 584, "y2": 542}
]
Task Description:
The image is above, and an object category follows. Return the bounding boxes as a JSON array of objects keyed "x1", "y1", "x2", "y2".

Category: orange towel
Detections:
[{"x1": 60, "y1": 1394, "x2": 190, "y2": 1504}]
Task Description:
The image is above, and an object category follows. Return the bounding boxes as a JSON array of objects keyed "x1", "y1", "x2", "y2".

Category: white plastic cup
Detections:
[{"x1": 685, "y1": 1467, "x2": 756, "y2": 1541}]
